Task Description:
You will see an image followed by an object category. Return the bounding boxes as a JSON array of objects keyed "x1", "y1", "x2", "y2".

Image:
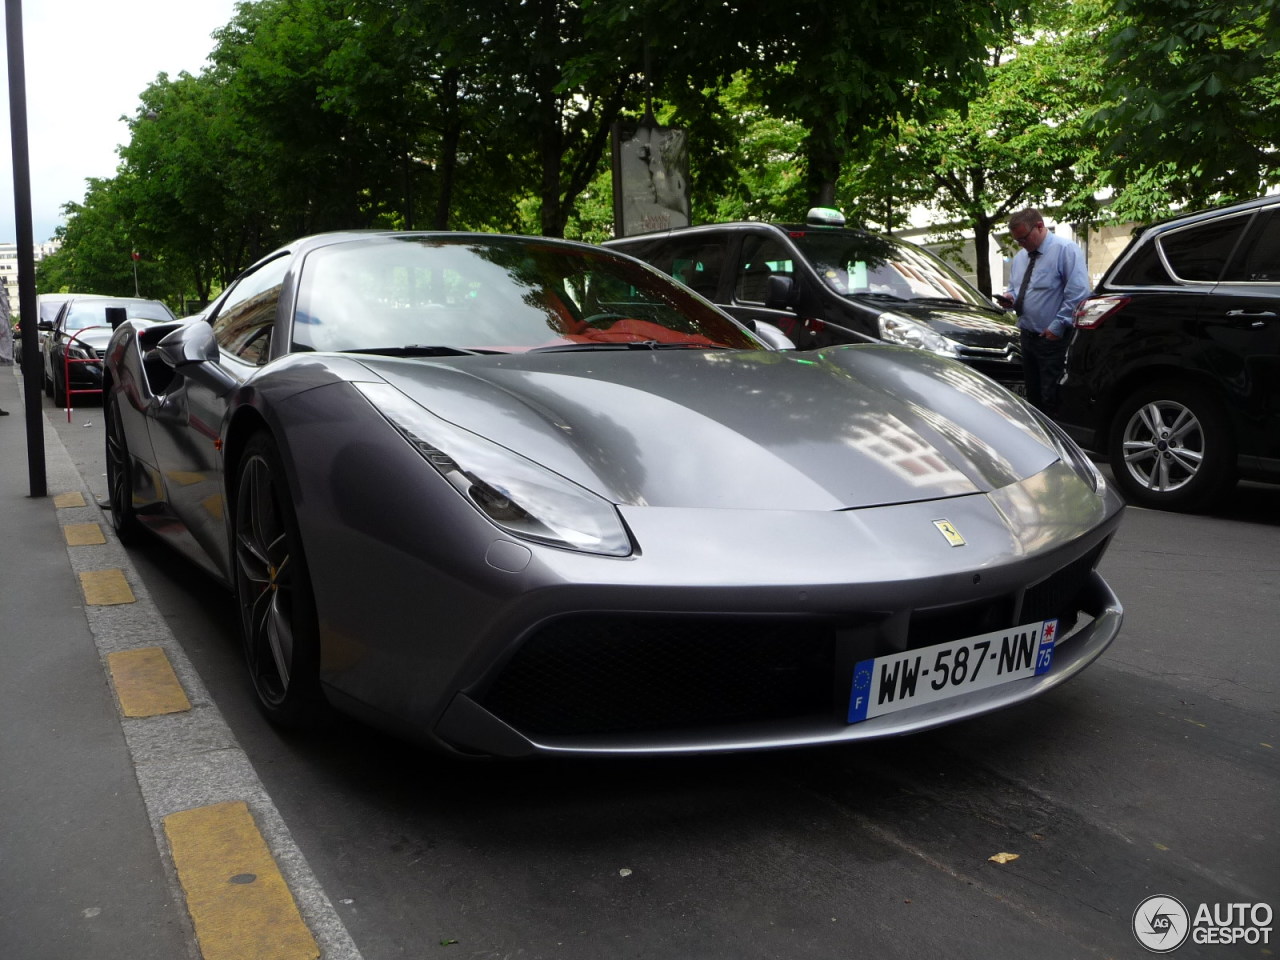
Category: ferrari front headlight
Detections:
[{"x1": 356, "y1": 382, "x2": 633, "y2": 557}]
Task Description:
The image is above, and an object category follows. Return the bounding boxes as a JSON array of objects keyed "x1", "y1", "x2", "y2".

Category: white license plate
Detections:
[{"x1": 847, "y1": 619, "x2": 1058, "y2": 722}]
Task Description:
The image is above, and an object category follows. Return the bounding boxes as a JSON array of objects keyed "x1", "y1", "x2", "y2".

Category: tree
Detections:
[
  {"x1": 36, "y1": 177, "x2": 189, "y2": 309},
  {"x1": 1098, "y1": 0, "x2": 1280, "y2": 219},
  {"x1": 844, "y1": 0, "x2": 1110, "y2": 295}
]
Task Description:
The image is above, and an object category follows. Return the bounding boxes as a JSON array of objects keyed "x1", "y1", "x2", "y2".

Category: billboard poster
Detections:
[{"x1": 612, "y1": 121, "x2": 690, "y2": 237}]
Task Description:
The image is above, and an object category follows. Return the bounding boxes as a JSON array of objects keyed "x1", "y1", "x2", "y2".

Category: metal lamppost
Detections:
[{"x1": 5, "y1": 0, "x2": 46, "y2": 496}]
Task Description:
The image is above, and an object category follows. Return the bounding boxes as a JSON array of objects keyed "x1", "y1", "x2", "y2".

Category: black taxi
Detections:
[{"x1": 604, "y1": 209, "x2": 1023, "y2": 390}]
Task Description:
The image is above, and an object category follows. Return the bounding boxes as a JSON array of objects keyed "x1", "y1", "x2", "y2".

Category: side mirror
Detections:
[
  {"x1": 38, "y1": 320, "x2": 54, "y2": 331},
  {"x1": 752, "y1": 319, "x2": 796, "y2": 351},
  {"x1": 763, "y1": 274, "x2": 796, "y2": 311},
  {"x1": 155, "y1": 321, "x2": 238, "y2": 396}
]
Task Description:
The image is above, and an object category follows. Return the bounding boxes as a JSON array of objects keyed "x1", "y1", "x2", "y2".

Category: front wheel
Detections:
[
  {"x1": 104, "y1": 392, "x2": 143, "y2": 544},
  {"x1": 1107, "y1": 382, "x2": 1235, "y2": 511},
  {"x1": 233, "y1": 431, "x2": 325, "y2": 728}
]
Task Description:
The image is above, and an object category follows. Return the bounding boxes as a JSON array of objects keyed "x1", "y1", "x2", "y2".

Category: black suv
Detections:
[
  {"x1": 1057, "y1": 195, "x2": 1280, "y2": 511},
  {"x1": 604, "y1": 210, "x2": 1023, "y2": 390}
]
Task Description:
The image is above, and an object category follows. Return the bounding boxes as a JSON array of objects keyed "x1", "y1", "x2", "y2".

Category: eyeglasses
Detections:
[{"x1": 1011, "y1": 223, "x2": 1042, "y2": 245}]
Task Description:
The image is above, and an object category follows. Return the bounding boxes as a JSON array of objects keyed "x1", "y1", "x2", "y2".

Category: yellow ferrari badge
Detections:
[{"x1": 933, "y1": 519, "x2": 966, "y2": 547}]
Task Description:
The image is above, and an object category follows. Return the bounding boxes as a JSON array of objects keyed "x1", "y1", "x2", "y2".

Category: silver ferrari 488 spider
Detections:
[{"x1": 103, "y1": 232, "x2": 1124, "y2": 757}]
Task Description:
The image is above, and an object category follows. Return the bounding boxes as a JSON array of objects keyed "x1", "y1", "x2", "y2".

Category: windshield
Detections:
[
  {"x1": 292, "y1": 236, "x2": 762, "y2": 354},
  {"x1": 789, "y1": 231, "x2": 990, "y2": 307},
  {"x1": 64, "y1": 300, "x2": 175, "y2": 330}
]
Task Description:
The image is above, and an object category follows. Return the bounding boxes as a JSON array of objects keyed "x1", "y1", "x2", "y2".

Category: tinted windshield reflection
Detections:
[
  {"x1": 790, "y1": 232, "x2": 988, "y2": 306},
  {"x1": 293, "y1": 236, "x2": 763, "y2": 353}
]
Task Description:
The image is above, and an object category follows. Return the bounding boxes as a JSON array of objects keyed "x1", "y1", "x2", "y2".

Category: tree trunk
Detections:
[
  {"x1": 803, "y1": 120, "x2": 843, "y2": 210},
  {"x1": 972, "y1": 217, "x2": 994, "y2": 297},
  {"x1": 432, "y1": 68, "x2": 462, "y2": 230}
]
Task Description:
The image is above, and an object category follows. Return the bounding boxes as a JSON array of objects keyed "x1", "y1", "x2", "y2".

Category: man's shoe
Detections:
[{"x1": 0, "y1": 408, "x2": 9, "y2": 416}]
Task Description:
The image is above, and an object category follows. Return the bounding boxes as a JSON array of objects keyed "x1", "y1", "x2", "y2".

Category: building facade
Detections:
[{"x1": 0, "y1": 241, "x2": 60, "y2": 317}]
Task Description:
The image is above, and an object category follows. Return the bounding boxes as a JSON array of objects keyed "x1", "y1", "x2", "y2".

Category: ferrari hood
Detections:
[{"x1": 363, "y1": 345, "x2": 1060, "y2": 511}]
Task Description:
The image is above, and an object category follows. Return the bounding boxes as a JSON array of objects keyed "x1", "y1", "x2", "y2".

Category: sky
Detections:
[{"x1": 0, "y1": 0, "x2": 243, "y2": 243}]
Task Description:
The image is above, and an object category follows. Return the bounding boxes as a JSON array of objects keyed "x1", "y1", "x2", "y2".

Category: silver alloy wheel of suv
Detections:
[
  {"x1": 1107, "y1": 382, "x2": 1234, "y2": 510},
  {"x1": 1120, "y1": 398, "x2": 1205, "y2": 493}
]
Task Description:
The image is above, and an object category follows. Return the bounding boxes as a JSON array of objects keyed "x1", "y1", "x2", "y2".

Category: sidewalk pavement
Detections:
[
  {"x1": 0, "y1": 365, "x2": 194, "y2": 958},
  {"x1": 0, "y1": 364, "x2": 360, "y2": 960}
]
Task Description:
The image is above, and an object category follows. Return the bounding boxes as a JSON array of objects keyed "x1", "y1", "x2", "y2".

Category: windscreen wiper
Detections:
[
  {"x1": 911, "y1": 296, "x2": 982, "y2": 307},
  {"x1": 849, "y1": 291, "x2": 909, "y2": 302},
  {"x1": 340, "y1": 345, "x2": 483, "y2": 357},
  {"x1": 529, "y1": 340, "x2": 730, "y2": 353}
]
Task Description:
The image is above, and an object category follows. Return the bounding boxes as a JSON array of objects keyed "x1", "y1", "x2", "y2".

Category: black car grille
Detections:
[
  {"x1": 478, "y1": 616, "x2": 840, "y2": 736},
  {"x1": 1019, "y1": 541, "x2": 1106, "y2": 629},
  {"x1": 477, "y1": 544, "x2": 1107, "y2": 738}
]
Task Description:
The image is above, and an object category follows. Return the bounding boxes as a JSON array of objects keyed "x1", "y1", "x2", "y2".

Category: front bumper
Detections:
[
  {"x1": 435, "y1": 568, "x2": 1121, "y2": 757},
  {"x1": 413, "y1": 464, "x2": 1125, "y2": 757}
]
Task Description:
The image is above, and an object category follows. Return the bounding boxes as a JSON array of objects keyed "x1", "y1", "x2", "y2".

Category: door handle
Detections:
[{"x1": 1225, "y1": 309, "x2": 1276, "y2": 317}]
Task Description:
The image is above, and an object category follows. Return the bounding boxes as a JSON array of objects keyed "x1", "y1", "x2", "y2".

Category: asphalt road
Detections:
[{"x1": 46, "y1": 392, "x2": 1280, "y2": 960}]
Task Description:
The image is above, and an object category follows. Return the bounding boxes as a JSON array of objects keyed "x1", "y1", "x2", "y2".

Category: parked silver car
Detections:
[{"x1": 103, "y1": 231, "x2": 1124, "y2": 757}]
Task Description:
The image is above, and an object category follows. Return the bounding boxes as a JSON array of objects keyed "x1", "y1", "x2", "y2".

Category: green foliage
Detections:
[
  {"x1": 841, "y1": 0, "x2": 1110, "y2": 293},
  {"x1": 1098, "y1": 0, "x2": 1280, "y2": 216},
  {"x1": 44, "y1": 0, "x2": 1277, "y2": 308}
]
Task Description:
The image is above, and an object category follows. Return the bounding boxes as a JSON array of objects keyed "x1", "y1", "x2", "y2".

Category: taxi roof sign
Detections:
[{"x1": 805, "y1": 207, "x2": 846, "y2": 227}]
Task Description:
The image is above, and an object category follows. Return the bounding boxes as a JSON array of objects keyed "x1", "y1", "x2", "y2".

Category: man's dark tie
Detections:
[{"x1": 1014, "y1": 250, "x2": 1040, "y2": 316}]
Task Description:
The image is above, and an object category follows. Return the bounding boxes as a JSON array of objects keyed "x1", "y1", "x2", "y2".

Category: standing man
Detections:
[{"x1": 996, "y1": 208, "x2": 1090, "y2": 415}]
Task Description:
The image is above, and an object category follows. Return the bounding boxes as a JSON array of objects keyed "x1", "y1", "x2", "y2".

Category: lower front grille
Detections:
[
  {"x1": 477, "y1": 616, "x2": 839, "y2": 737},
  {"x1": 477, "y1": 545, "x2": 1108, "y2": 739},
  {"x1": 1020, "y1": 542, "x2": 1106, "y2": 632}
]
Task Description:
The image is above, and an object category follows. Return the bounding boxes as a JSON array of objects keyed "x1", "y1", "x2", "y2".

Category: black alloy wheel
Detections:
[
  {"x1": 104, "y1": 392, "x2": 143, "y2": 544},
  {"x1": 233, "y1": 431, "x2": 324, "y2": 728},
  {"x1": 52, "y1": 365, "x2": 67, "y2": 407},
  {"x1": 1108, "y1": 381, "x2": 1236, "y2": 511}
]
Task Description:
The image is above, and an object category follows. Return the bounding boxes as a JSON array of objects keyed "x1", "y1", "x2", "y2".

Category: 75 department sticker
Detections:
[{"x1": 1133, "y1": 895, "x2": 1191, "y2": 953}]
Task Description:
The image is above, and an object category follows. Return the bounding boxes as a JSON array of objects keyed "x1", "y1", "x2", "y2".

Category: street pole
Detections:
[{"x1": 5, "y1": 0, "x2": 46, "y2": 497}]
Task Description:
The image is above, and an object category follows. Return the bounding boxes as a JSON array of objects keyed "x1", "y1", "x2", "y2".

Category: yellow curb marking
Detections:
[
  {"x1": 164, "y1": 802, "x2": 319, "y2": 960},
  {"x1": 53, "y1": 491, "x2": 86, "y2": 508},
  {"x1": 79, "y1": 569, "x2": 136, "y2": 605},
  {"x1": 107, "y1": 647, "x2": 192, "y2": 717},
  {"x1": 64, "y1": 522, "x2": 107, "y2": 546}
]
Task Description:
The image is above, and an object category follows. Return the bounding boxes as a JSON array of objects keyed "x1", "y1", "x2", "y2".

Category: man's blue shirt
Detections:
[{"x1": 1005, "y1": 232, "x2": 1091, "y2": 338}]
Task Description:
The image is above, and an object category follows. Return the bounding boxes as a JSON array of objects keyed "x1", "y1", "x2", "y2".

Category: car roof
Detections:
[
  {"x1": 60, "y1": 295, "x2": 172, "y2": 310},
  {"x1": 1139, "y1": 194, "x2": 1279, "y2": 236},
  {"x1": 603, "y1": 220, "x2": 885, "y2": 244}
]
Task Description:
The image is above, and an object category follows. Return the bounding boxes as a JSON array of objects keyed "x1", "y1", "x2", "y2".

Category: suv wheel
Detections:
[{"x1": 1108, "y1": 382, "x2": 1235, "y2": 511}]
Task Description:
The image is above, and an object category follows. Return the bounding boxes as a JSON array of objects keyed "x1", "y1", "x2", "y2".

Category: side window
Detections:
[
  {"x1": 211, "y1": 254, "x2": 290, "y2": 362},
  {"x1": 735, "y1": 236, "x2": 792, "y2": 303},
  {"x1": 1110, "y1": 238, "x2": 1172, "y2": 286},
  {"x1": 1223, "y1": 210, "x2": 1280, "y2": 283},
  {"x1": 1159, "y1": 215, "x2": 1249, "y2": 283},
  {"x1": 655, "y1": 238, "x2": 725, "y2": 299}
]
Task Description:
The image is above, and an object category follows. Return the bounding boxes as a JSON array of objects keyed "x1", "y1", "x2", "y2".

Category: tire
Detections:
[
  {"x1": 1107, "y1": 381, "x2": 1236, "y2": 511},
  {"x1": 43, "y1": 363, "x2": 53, "y2": 398},
  {"x1": 52, "y1": 368, "x2": 67, "y2": 407},
  {"x1": 104, "y1": 392, "x2": 144, "y2": 544},
  {"x1": 233, "y1": 431, "x2": 325, "y2": 728}
]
